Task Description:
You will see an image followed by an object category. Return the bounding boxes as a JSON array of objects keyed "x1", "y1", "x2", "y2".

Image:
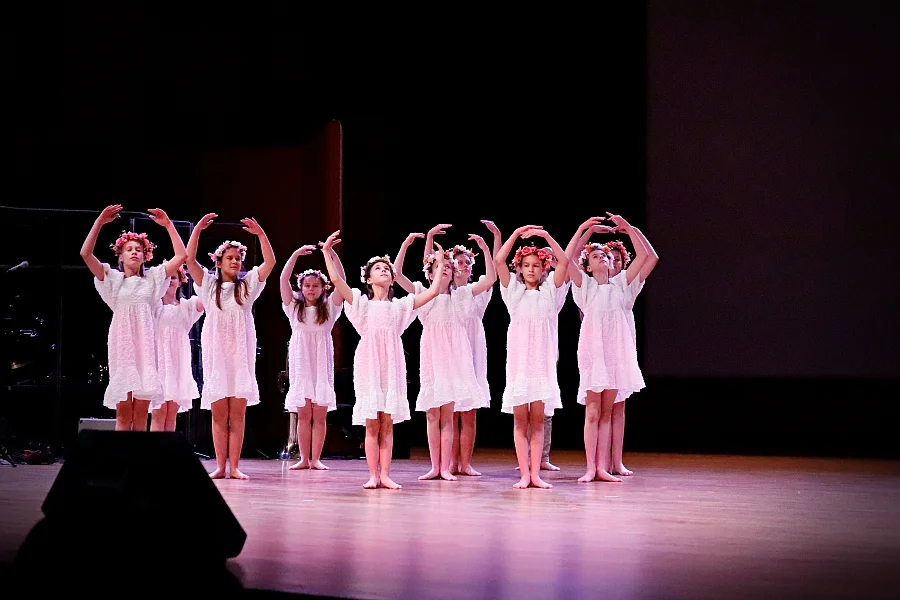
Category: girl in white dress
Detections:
[
  {"x1": 319, "y1": 230, "x2": 446, "y2": 490},
  {"x1": 495, "y1": 225, "x2": 571, "y2": 489},
  {"x1": 604, "y1": 226, "x2": 658, "y2": 476},
  {"x1": 393, "y1": 228, "x2": 494, "y2": 481},
  {"x1": 280, "y1": 243, "x2": 347, "y2": 471},
  {"x1": 185, "y1": 213, "x2": 276, "y2": 480},
  {"x1": 566, "y1": 214, "x2": 648, "y2": 483},
  {"x1": 419, "y1": 221, "x2": 501, "y2": 477},
  {"x1": 80, "y1": 204, "x2": 187, "y2": 431},
  {"x1": 150, "y1": 265, "x2": 204, "y2": 432}
]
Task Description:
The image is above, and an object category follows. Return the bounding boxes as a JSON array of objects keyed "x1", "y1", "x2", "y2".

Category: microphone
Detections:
[{"x1": 6, "y1": 261, "x2": 28, "y2": 272}]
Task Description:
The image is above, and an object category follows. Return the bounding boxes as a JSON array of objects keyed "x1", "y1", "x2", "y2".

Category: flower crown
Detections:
[
  {"x1": 175, "y1": 264, "x2": 188, "y2": 284},
  {"x1": 111, "y1": 231, "x2": 155, "y2": 262},
  {"x1": 512, "y1": 245, "x2": 552, "y2": 270},
  {"x1": 359, "y1": 255, "x2": 394, "y2": 284},
  {"x1": 422, "y1": 250, "x2": 452, "y2": 279},
  {"x1": 579, "y1": 243, "x2": 612, "y2": 270},
  {"x1": 605, "y1": 240, "x2": 632, "y2": 266},
  {"x1": 296, "y1": 268, "x2": 331, "y2": 290},
  {"x1": 213, "y1": 240, "x2": 247, "y2": 261},
  {"x1": 449, "y1": 245, "x2": 478, "y2": 264}
]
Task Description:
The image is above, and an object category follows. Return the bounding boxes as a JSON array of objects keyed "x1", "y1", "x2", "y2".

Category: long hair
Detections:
[
  {"x1": 362, "y1": 259, "x2": 395, "y2": 300},
  {"x1": 212, "y1": 269, "x2": 249, "y2": 310},
  {"x1": 296, "y1": 273, "x2": 331, "y2": 325}
]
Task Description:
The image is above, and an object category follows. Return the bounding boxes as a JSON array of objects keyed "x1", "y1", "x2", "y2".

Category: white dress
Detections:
[
  {"x1": 283, "y1": 297, "x2": 343, "y2": 412},
  {"x1": 94, "y1": 263, "x2": 169, "y2": 409},
  {"x1": 154, "y1": 296, "x2": 203, "y2": 412},
  {"x1": 499, "y1": 277, "x2": 566, "y2": 416},
  {"x1": 196, "y1": 267, "x2": 266, "y2": 409},
  {"x1": 412, "y1": 282, "x2": 488, "y2": 412},
  {"x1": 571, "y1": 275, "x2": 645, "y2": 405},
  {"x1": 342, "y1": 289, "x2": 418, "y2": 425},
  {"x1": 457, "y1": 276, "x2": 492, "y2": 411},
  {"x1": 610, "y1": 271, "x2": 646, "y2": 402}
]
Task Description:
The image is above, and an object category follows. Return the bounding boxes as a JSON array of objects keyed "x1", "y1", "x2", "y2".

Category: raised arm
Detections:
[
  {"x1": 494, "y1": 224, "x2": 540, "y2": 287},
  {"x1": 147, "y1": 208, "x2": 187, "y2": 277},
  {"x1": 468, "y1": 233, "x2": 496, "y2": 296},
  {"x1": 522, "y1": 228, "x2": 570, "y2": 288},
  {"x1": 632, "y1": 226, "x2": 659, "y2": 282},
  {"x1": 240, "y1": 218, "x2": 276, "y2": 281},
  {"x1": 423, "y1": 223, "x2": 451, "y2": 261},
  {"x1": 320, "y1": 230, "x2": 353, "y2": 304},
  {"x1": 481, "y1": 220, "x2": 502, "y2": 260},
  {"x1": 393, "y1": 232, "x2": 424, "y2": 294},
  {"x1": 280, "y1": 245, "x2": 317, "y2": 306},
  {"x1": 605, "y1": 213, "x2": 647, "y2": 285},
  {"x1": 185, "y1": 212, "x2": 216, "y2": 286},
  {"x1": 327, "y1": 246, "x2": 348, "y2": 305},
  {"x1": 80, "y1": 204, "x2": 122, "y2": 281},
  {"x1": 564, "y1": 217, "x2": 614, "y2": 286},
  {"x1": 413, "y1": 242, "x2": 448, "y2": 309}
]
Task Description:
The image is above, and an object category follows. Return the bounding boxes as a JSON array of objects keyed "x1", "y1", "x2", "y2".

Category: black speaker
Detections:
[{"x1": 12, "y1": 431, "x2": 246, "y2": 596}]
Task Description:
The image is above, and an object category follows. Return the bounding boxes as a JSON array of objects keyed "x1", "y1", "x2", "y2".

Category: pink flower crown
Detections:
[
  {"x1": 213, "y1": 240, "x2": 247, "y2": 261},
  {"x1": 579, "y1": 243, "x2": 611, "y2": 270},
  {"x1": 359, "y1": 255, "x2": 394, "y2": 284},
  {"x1": 111, "y1": 231, "x2": 155, "y2": 262},
  {"x1": 296, "y1": 268, "x2": 332, "y2": 290},
  {"x1": 175, "y1": 264, "x2": 188, "y2": 284},
  {"x1": 422, "y1": 250, "x2": 452, "y2": 279},
  {"x1": 512, "y1": 245, "x2": 551, "y2": 270},
  {"x1": 605, "y1": 240, "x2": 632, "y2": 266},
  {"x1": 449, "y1": 245, "x2": 478, "y2": 264}
]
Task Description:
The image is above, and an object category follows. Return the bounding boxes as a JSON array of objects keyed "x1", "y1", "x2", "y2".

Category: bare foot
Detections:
[
  {"x1": 595, "y1": 470, "x2": 622, "y2": 483},
  {"x1": 612, "y1": 464, "x2": 633, "y2": 476},
  {"x1": 460, "y1": 465, "x2": 481, "y2": 476},
  {"x1": 439, "y1": 470, "x2": 458, "y2": 481},
  {"x1": 379, "y1": 476, "x2": 402, "y2": 490},
  {"x1": 310, "y1": 460, "x2": 329, "y2": 470},
  {"x1": 208, "y1": 467, "x2": 226, "y2": 479},
  {"x1": 540, "y1": 461, "x2": 561, "y2": 471},
  {"x1": 530, "y1": 476, "x2": 552, "y2": 489},
  {"x1": 513, "y1": 477, "x2": 531, "y2": 489},
  {"x1": 449, "y1": 462, "x2": 459, "y2": 475},
  {"x1": 418, "y1": 468, "x2": 440, "y2": 480},
  {"x1": 288, "y1": 460, "x2": 309, "y2": 470},
  {"x1": 578, "y1": 471, "x2": 596, "y2": 483},
  {"x1": 363, "y1": 476, "x2": 379, "y2": 489},
  {"x1": 229, "y1": 469, "x2": 250, "y2": 480}
]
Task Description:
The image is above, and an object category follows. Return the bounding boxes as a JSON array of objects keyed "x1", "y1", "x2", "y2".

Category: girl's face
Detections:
[
  {"x1": 300, "y1": 275, "x2": 325, "y2": 305},
  {"x1": 217, "y1": 247, "x2": 243, "y2": 278},
  {"x1": 586, "y1": 249, "x2": 611, "y2": 275},
  {"x1": 520, "y1": 254, "x2": 545, "y2": 285},
  {"x1": 609, "y1": 250, "x2": 624, "y2": 276},
  {"x1": 453, "y1": 253, "x2": 473, "y2": 283},
  {"x1": 367, "y1": 261, "x2": 394, "y2": 286},
  {"x1": 119, "y1": 240, "x2": 145, "y2": 268},
  {"x1": 167, "y1": 273, "x2": 180, "y2": 290},
  {"x1": 430, "y1": 259, "x2": 453, "y2": 283}
]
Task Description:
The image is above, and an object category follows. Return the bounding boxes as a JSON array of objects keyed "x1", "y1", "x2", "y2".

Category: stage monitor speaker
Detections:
[{"x1": 40, "y1": 430, "x2": 246, "y2": 560}]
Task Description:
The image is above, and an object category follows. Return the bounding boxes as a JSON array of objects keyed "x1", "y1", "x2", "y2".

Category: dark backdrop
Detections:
[{"x1": 4, "y1": 2, "x2": 897, "y2": 459}]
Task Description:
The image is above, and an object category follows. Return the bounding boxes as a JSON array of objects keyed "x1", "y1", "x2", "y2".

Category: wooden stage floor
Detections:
[{"x1": 2, "y1": 449, "x2": 899, "y2": 599}]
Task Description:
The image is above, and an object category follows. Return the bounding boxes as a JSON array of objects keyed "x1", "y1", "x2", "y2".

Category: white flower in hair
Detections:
[
  {"x1": 214, "y1": 240, "x2": 247, "y2": 261},
  {"x1": 422, "y1": 250, "x2": 451, "y2": 279},
  {"x1": 360, "y1": 255, "x2": 393, "y2": 284},
  {"x1": 297, "y1": 268, "x2": 331, "y2": 289}
]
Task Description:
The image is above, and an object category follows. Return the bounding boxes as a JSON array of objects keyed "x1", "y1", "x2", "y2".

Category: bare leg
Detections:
[
  {"x1": 439, "y1": 403, "x2": 456, "y2": 480},
  {"x1": 611, "y1": 401, "x2": 633, "y2": 475},
  {"x1": 419, "y1": 407, "x2": 442, "y2": 480},
  {"x1": 579, "y1": 392, "x2": 601, "y2": 482},
  {"x1": 310, "y1": 404, "x2": 329, "y2": 469},
  {"x1": 150, "y1": 408, "x2": 166, "y2": 432},
  {"x1": 289, "y1": 403, "x2": 312, "y2": 470},
  {"x1": 512, "y1": 405, "x2": 531, "y2": 488},
  {"x1": 209, "y1": 398, "x2": 229, "y2": 478},
  {"x1": 528, "y1": 402, "x2": 551, "y2": 488},
  {"x1": 164, "y1": 402, "x2": 178, "y2": 432},
  {"x1": 516, "y1": 421, "x2": 532, "y2": 471},
  {"x1": 227, "y1": 397, "x2": 249, "y2": 479},
  {"x1": 115, "y1": 393, "x2": 133, "y2": 431},
  {"x1": 363, "y1": 418, "x2": 380, "y2": 488},
  {"x1": 594, "y1": 389, "x2": 621, "y2": 482},
  {"x1": 458, "y1": 409, "x2": 480, "y2": 476},
  {"x1": 541, "y1": 414, "x2": 559, "y2": 471},
  {"x1": 377, "y1": 413, "x2": 401, "y2": 489},
  {"x1": 131, "y1": 399, "x2": 151, "y2": 431},
  {"x1": 449, "y1": 412, "x2": 461, "y2": 474}
]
